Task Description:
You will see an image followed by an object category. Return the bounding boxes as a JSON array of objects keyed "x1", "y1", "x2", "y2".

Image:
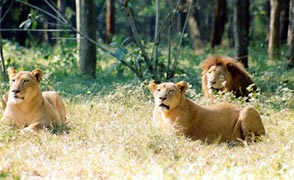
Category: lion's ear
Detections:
[
  {"x1": 7, "y1": 67, "x2": 16, "y2": 79},
  {"x1": 226, "y1": 62, "x2": 234, "y2": 70},
  {"x1": 226, "y1": 62, "x2": 242, "y2": 74},
  {"x1": 176, "y1": 81, "x2": 188, "y2": 94},
  {"x1": 148, "y1": 81, "x2": 158, "y2": 93},
  {"x1": 31, "y1": 68, "x2": 43, "y2": 82}
]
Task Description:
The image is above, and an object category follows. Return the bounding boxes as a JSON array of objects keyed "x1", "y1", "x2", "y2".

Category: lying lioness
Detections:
[
  {"x1": 148, "y1": 81, "x2": 265, "y2": 143},
  {"x1": 1, "y1": 68, "x2": 67, "y2": 131}
]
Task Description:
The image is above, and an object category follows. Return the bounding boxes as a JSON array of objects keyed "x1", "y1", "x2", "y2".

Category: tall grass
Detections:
[{"x1": 1, "y1": 41, "x2": 294, "y2": 179}]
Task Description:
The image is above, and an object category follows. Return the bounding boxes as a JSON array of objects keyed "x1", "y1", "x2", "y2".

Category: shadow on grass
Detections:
[{"x1": 48, "y1": 125, "x2": 71, "y2": 135}]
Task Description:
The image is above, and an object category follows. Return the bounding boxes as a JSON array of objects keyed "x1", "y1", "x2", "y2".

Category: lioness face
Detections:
[
  {"x1": 149, "y1": 81, "x2": 188, "y2": 112},
  {"x1": 206, "y1": 65, "x2": 228, "y2": 92},
  {"x1": 7, "y1": 68, "x2": 43, "y2": 104}
]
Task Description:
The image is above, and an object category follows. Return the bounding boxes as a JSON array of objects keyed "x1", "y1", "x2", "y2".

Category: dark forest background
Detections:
[{"x1": 0, "y1": 0, "x2": 293, "y2": 82}]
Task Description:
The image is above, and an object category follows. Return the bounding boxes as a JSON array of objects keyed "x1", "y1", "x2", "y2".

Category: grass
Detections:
[{"x1": 1, "y1": 41, "x2": 294, "y2": 179}]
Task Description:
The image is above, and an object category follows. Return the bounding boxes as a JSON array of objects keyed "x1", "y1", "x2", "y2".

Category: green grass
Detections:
[{"x1": 1, "y1": 41, "x2": 294, "y2": 179}]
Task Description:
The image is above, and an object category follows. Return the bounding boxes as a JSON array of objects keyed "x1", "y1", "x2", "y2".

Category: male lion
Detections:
[
  {"x1": 148, "y1": 81, "x2": 265, "y2": 143},
  {"x1": 1, "y1": 68, "x2": 67, "y2": 131},
  {"x1": 201, "y1": 56, "x2": 256, "y2": 98}
]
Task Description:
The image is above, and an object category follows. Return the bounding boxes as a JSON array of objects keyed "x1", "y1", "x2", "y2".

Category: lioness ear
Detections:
[
  {"x1": 176, "y1": 81, "x2": 188, "y2": 94},
  {"x1": 148, "y1": 81, "x2": 158, "y2": 93},
  {"x1": 31, "y1": 68, "x2": 43, "y2": 82},
  {"x1": 7, "y1": 67, "x2": 16, "y2": 79}
]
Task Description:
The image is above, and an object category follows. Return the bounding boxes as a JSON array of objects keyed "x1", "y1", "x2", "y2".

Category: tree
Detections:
[
  {"x1": 233, "y1": 0, "x2": 250, "y2": 68},
  {"x1": 281, "y1": 0, "x2": 290, "y2": 43},
  {"x1": 211, "y1": 0, "x2": 227, "y2": 48},
  {"x1": 75, "y1": 0, "x2": 97, "y2": 78},
  {"x1": 120, "y1": 0, "x2": 191, "y2": 81},
  {"x1": 106, "y1": 0, "x2": 115, "y2": 43},
  {"x1": 57, "y1": 0, "x2": 66, "y2": 40},
  {"x1": 14, "y1": 2, "x2": 29, "y2": 46},
  {"x1": 187, "y1": 0, "x2": 204, "y2": 52},
  {"x1": 286, "y1": 0, "x2": 294, "y2": 69},
  {"x1": 268, "y1": 0, "x2": 282, "y2": 58},
  {"x1": 0, "y1": 0, "x2": 7, "y2": 81}
]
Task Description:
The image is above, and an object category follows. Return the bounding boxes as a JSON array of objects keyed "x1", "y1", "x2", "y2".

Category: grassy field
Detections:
[{"x1": 1, "y1": 42, "x2": 294, "y2": 179}]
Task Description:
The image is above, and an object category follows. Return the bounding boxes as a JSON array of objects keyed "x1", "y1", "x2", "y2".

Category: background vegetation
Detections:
[{"x1": 1, "y1": 0, "x2": 294, "y2": 179}]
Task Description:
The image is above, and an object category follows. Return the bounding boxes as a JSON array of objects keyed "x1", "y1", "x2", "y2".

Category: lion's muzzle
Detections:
[
  {"x1": 12, "y1": 89, "x2": 21, "y2": 94},
  {"x1": 159, "y1": 103, "x2": 170, "y2": 110},
  {"x1": 10, "y1": 89, "x2": 24, "y2": 101},
  {"x1": 157, "y1": 97, "x2": 170, "y2": 111}
]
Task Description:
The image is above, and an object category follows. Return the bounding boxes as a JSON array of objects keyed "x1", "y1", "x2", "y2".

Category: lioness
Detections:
[
  {"x1": 148, "y1": 81, "x2": 265, "y2": 143},
  {"x1": 1, "y1": 68, "x2": 66, "y2": 131}
]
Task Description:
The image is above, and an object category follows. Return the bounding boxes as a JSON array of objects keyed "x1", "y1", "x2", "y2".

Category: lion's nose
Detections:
[
  {"x1": 209, "y1": 80, "x2": 216, "y2": 85},
  {"x1": 159, "y1": 96, "x2": 166, "y2": 101},
  {"x1": 12, "y1": 89, "x2": 20, "y2": 94}
]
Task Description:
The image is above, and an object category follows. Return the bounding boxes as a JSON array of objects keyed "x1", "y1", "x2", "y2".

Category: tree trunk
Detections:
[
  {"x1": 16, "y1": 3, "x2": 29, "y2": 46},
  {"x1": 268, "y1": 0, "x2": 282, "y2": 58},
  {"x1": 0, "y1": 2, "x2": 7, "y2": 81},
  {"x1": 286, "y1": 0, "x2": 294, "y2": 69},
  {"x1": 233, "y1": 0, "x2": 249, "y2": 68},
  {"x1": 281, "y1": 0, "x2": 290, "y2": 43},
  {"x1": 57, "y1": 0, "x2": 66, "y2": 41},
  {"x1": 75, "y1": 0, "x2": 97, "y2": 78},
  {"x1": 211, "y1": 0, "x2": 227, "y2": 48},
  {"x1": 187, "y1": 0, "x2": 204, "y2": 52},
  {"x1": 106, "y1": 0, "x2": 115, "y2": 43}
]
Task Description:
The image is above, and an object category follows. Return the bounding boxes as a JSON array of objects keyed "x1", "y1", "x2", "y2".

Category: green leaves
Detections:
[
  {"x1": 19, "y1": 19, "x2": 32, "y2": 30},
  {"x1": 114, "y1": 48, "x2": 128, "y2": 61},
  {"x1": 19, "y1": 14, "x2": 43, "y2": 30}
]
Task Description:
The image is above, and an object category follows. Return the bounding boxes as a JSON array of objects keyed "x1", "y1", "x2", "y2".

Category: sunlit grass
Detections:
[{"x1": 1, "y1": 41, "x2": 294, "y2": 179}]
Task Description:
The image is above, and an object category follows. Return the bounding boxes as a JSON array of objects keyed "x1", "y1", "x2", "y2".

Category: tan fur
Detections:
[
  {"x1": 1, "y1": 68, "x2": 66, "y2": 131},
  {"x1": 201, "y1": 56, "x2": 256, "y2": 98},
  {"x1": 149, "y1": 81, "x2": 265, "y2": 143}
]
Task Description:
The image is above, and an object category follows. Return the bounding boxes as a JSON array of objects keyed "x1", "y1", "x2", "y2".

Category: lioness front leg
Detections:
[
  {"x1": 2, "y1": 94, "x2": 8, "y2": 110},
  {"x1": 237, "y1": 106, "x2": 265, "y2": 140},
  {"x1": 22, "y1": 122, "x2": 42, "y2": 133}
]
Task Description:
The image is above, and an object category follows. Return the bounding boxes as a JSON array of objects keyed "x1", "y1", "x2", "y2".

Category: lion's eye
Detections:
[
  {"x1": 156, "y1": 88, "x2": 161, "y2": 92},
  {"x1": 168, "y1": 90, "x2": 174, "y2": 94},
  {"x1": 11, "y1": 79, "x2": 15, "y2": 83},
  {"x1": 23, "y1": 79, "x2": 29, "y2": 83}
]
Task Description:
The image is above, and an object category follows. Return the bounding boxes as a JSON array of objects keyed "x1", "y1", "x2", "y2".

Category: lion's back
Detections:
[{"x1": 43, "y1": 91, "x2": 67, "y2": 126}]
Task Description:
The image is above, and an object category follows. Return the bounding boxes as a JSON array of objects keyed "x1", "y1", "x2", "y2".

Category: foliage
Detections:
[
  {"x1": 1, "y1": 0, "x2": 278, "y2": 81},
  {"x1": 119, "y1": 0, "x2": 192, "y2": 82}
]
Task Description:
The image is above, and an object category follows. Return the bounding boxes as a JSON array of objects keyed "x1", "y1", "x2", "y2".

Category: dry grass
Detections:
[{"x1": 1, "y1": 83, "x2": 294, "y2": 179}]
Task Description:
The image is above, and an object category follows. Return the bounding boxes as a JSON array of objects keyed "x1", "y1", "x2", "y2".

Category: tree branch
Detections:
[
  {"x1": 173, "y1": 0, "x2": 192, "y2": 71},
  {"x1": 16, "y1": 0, "x2": 66, "y2": 26},
  {"x1": 0, "y1": 2, "x2": 8, "y2": 81},
  {"x1": 43, "y1": 0, "x2": 68, "y2": 24},
  {"x1": 14, "y1": 0, "x2": 141, "y2": 78},
  {"x1": 166, "y1": 0, "x2": 182, "y2": 79},
  {"x1": 0, "y1": 0, "x2": 14, "y2": 24},
  {"x1": 153, "y1": 0, "x2": 160, "y2": 81},
  {"x1": 122, "y1": 0, "x2": 154, "y2": 77}
]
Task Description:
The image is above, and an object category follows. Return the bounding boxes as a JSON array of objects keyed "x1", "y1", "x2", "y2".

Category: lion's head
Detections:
[
  {"x1": 201, "y1": 56, "x2": 255, "y2": 98},
  {"x1": 148, "y1": 81, "x2": 188, "y2": 112},
  {"x1": 7, "y1": 67, "x2": 43, "y2": 104},
  {"x1": 205, "y1": 64, "x2": 232, "y2": 93}
]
